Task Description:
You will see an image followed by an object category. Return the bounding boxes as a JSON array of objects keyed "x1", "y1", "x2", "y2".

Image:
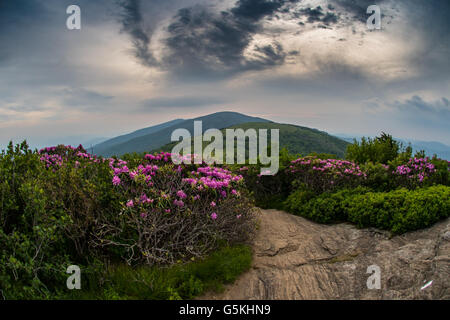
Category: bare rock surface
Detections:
[{"x1": 202, "y1": 209, "x2": 450, "y2": 300}]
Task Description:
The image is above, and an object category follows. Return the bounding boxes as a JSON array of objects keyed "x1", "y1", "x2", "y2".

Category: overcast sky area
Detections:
[{"x1": 0, "y1": 0, "x2": 449, "y2": 148}]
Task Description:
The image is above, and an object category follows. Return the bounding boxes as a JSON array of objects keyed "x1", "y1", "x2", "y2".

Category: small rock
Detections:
[{"x1": 442, "y1": 231, "x2": 450, "y2": 241}]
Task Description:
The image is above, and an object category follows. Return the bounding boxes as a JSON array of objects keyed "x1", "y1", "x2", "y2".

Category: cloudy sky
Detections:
[{"x1": 0, "y1": 0, "x2": 449, "y2": 148}]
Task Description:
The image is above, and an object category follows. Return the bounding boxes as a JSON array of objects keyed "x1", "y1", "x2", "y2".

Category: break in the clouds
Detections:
[{"x1": 0, "y1": 0, "x2": 449, "y2": 147}]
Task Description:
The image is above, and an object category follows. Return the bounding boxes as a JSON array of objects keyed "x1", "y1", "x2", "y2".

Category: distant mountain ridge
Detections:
[
  {"x1": 93, "y1": 111, "x2": 351, "y2": 158},
  {"x1": 93, "y1": 112, "x2": 270, "y2": 157},
  {"x1": 155, "y1": 122, "x2": 350, "y2": 158}
]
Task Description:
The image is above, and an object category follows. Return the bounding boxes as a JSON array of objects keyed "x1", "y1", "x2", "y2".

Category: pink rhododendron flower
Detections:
[
  {"x1": 112, "y1": 176, "x2": 121, "y2": 186},
  {"x1": 177, "y1": 190, "x2": 187, "y2": 199},
  {"x1": 174, "y1": 199, "x2": 184, "y2": 207}
]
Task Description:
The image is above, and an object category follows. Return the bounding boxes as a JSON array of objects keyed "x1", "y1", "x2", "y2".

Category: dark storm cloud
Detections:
[
  {"x1": 332, "y1": 0, "x2": 389, "y2": 22},
  {"x1": 163, "y1": 6, "x2": 289, "y2": 78},
  {"x1": 300, "y1": 6, "x2": 324, "y2": 23},
  {"x1": 230, "y1": 0, "x2": 286, "y2": 21},
  {"x1": 117, "y1": 0, "x2": 158, "y2": 67},
  {"x1": 118, "y1": 0, "x2": 301, "y2": 79},
  {"x1": 297, "y1": 6, "x2": 339, "y2": 25}
]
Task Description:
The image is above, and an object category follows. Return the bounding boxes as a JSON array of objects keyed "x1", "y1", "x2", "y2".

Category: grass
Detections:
[{"x1": 60, "y1": 245, "x2": 252, "y2": 300}]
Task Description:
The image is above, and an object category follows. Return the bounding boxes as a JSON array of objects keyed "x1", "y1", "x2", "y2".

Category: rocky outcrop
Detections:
[{"x1": 202, "y1": 209, "x2": 450, "y2": 300}]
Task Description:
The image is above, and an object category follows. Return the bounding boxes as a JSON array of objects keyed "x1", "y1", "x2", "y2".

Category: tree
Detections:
[{"x1": 346, "y1": 132, "x2": 411, "y2": 164}]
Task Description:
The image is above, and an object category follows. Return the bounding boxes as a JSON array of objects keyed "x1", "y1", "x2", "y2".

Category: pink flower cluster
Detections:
[
  {"x1": 40, "y1": 154, "x2": 63, "y2": 168},
  {"x1": 109, "y1": 153, "x2": 244, "y2": 222},
  {"x1": 290, "y1": 157, "x2": 367, "y2": 178},
  {"x1": 144, "y1": 152, "x2": 172, "y2": 162},
  {"x1": 39, "y1": 145, "x2": 103, "y2": 168},
  {"x1": 183, "y1": 166, "x2": 243, "y2": 190},
  {"x1": 394, "y1": 157, "x2": 437, "y2": 182}
]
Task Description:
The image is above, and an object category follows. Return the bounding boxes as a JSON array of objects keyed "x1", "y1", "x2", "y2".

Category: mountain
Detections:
[
  {"x1": 93, "y1": 112, "x2": 270, "y2": 157},
  {"x1": 154, "y1": 122, "x2": 350, "y2": 158},
  {"x1": 93, "y1": 118, "x2": 184, "y2": 156},
  {"x1": 337, "y1": 134, "x2": 450, "y2": 160},
  {"x1": 399, "y1": 140, "x2": 450, "y2": 160}
]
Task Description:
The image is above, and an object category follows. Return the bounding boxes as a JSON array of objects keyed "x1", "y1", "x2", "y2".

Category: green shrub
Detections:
[
  {"x1": 346, "y1": 132, "x2": 411, "y2": 164},
  {"x1": 347, "y1": 186, "x2": 450, "y2": 234},
  {"x1": 284, "y1": 187, "x2": 370, "y2": 223},
  {"x1": 61, "y1": 245, "x2": 252, "y2": 300},
  {"x1": 360, "y1": 162, "x2": 394, "y2": 192},
  {"x1": 285, "y1": 185, "x2": 450, "y2": 234},
  {"x1": 0, "y1": 142, "x2": 255, "y2": 299},
  {"x1": 235, "y1": 148, "x2": 297, "y2": 208}
]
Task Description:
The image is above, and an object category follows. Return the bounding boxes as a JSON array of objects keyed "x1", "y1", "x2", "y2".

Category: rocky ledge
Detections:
[{"x1": 202, "y1": 209, "x2": 450, "y2": 300}]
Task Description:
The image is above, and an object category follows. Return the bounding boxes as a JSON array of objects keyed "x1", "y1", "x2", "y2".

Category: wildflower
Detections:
[
  {"x1": 211, "y1": 212, "x2": 218, "y2": 220},
  {"x1": 236, "y1": 214, "x2": 242, "y2": 219},
  {"x1": 210, "y1": 201, "x2": 216, "y2": 207},
  {"x1": 174, "y1": 199, "x2": 184, "y2": 207},
  {"x1": 112, "y1": 176, "x2": 121, "y2": 186},
  {"x1": 126, "y1": 200, "x2": 134, "y2": 208},
  {"x1": 177, "y1": 190, "x2": 187, "y2": 199}
]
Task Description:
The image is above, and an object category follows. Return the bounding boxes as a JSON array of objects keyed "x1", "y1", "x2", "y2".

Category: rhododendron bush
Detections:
[
  {"x1": 289, "y1": 156, "x2": 367, "y2": 193},
  {"x1": 392, "y1": 157, "x2": 450, "y2": 189},
  {"x1": 36, "y1": 147, "x2": 255, "y2": 265},
  {"x1": 0, "y1": 142, "x2": 255, "y2": 299}
]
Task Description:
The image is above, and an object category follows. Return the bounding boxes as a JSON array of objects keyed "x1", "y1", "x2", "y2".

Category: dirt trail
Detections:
[{"x1": 203, "y1": 209, "x2": 450, "y2": 300}]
